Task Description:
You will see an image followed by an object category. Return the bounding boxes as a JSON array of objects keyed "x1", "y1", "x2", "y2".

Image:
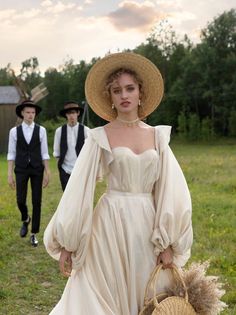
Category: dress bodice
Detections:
[{"x1": 107, "y1": 147, "x2": 159, "y2": 193}]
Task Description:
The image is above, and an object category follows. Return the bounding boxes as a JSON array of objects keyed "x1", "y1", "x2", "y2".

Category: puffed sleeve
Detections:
[
  {"x1": 43, "y1": 132, "x2": 102, "y2": 271},
  {"x1": 151, "y1": 126, "x2": 193, "y2": 267}
]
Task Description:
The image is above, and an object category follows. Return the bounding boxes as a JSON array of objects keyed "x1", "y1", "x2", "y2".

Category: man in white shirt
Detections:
[
  {"x1": 53, "y1": 101, "x2": 89, "y2": 191},
  {"x1": 7, "y1": 99, "x2": 50, "y2": 247}
]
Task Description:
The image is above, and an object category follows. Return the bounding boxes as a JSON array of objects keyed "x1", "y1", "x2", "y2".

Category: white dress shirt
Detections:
[
  {"x1": 7, "y1": 121, "x2": 50, "y2": 161},
  {"x1": 53, "y1": 123, "x2": 89, "y2": 174}
]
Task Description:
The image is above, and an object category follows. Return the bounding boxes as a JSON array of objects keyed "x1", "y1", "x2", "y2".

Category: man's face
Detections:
[
  {"x1": 21, "y1": 107, "x2": 36, "y2": 124},
  {"x1": 66, "y1": 110, "x2": 79, "y2": 126}
]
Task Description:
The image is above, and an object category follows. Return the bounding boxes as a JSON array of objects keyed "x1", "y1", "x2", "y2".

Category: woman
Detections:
[{"x1": 44, "y1": 52, "x2": 193, "y2": 314}]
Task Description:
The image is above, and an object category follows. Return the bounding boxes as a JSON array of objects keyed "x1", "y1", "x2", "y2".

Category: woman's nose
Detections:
[{"x1": 121, "y1": 89, "x2": 128, "y2": 99}]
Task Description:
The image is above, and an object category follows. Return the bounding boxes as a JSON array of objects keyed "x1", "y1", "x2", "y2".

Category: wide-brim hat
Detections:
[
  {"x1": 16, "y1": 99, "x2": 42, "y2": 119},
  {"x1": 85, "y1": 52, "x2": 164, "y2": 121},
  {"x1": 59, "y1": 101, "x2": 84, "y2": 118}
]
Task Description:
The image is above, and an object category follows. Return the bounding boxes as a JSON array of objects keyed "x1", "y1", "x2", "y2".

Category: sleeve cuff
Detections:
[
  {"x1": 53, "y1": 151, "x2": 60, "y2": 158},
  {"x1": 42, "y1": 154, "x2": 50, "y2": 160},
  {"x1": 7, "y1": 154, "x2": 16, "y2": 161},
  {"x1": 151, "y1": 227, "x2": 170, "y2": 255}
]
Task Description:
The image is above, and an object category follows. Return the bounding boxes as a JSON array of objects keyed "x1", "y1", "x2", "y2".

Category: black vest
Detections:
[
  {"x1": 58, "y1": 124, "x2": 85, "y2": 168},
  {"x1": 15, "y1": 124, "x2": 43, "y2": 169}
]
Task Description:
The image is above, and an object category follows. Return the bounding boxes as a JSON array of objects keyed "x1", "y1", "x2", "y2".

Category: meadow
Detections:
[{"x1": 0, "y1": 140, "x2": 235, "y2": 315}]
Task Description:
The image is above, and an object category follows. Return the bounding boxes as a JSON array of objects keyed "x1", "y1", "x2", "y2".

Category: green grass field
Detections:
[{"x1": 0, "y1": 140, "x2": 235, "y2": 314}]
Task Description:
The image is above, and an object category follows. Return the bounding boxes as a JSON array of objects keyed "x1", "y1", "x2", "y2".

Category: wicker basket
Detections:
[{"x1": 139, "y1": 264, "x2": 196, "y2": 315}]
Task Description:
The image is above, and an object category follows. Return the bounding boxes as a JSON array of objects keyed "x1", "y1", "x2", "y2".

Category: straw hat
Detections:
[
  {"x1": 85, "y1": 52, "x2": 164, "y2": 121},
  {"x1": 59, "y1": 101, "x2": 84, "y2": 118},
  {"x1": 16, "y1": 99, "x2": 42, "y2": 119}
]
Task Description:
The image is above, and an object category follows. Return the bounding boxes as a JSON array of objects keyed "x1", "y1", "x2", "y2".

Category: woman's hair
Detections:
[{"x1": 104, "y1": 68, "x2": 144, "y2": 99}]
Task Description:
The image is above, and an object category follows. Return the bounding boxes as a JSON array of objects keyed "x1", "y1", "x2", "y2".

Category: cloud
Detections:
[
  {"x1": 42, "y1": 1, "x2": 77, "y2": 14},
  {"x1": 0, "y1": 7, "x2": 41, "y2": 28},
  {"x1": 15, "y1": 8, "x2": 41, "y2": 19},
  {"x1": 108, "y1": 0, "x2": 165, "y2": 32},
  {"x1": 41, "y1": 0, "x2": 53, "y2": 7},
  {"x1": 0, "y1": 9, "x2": 16, "y2": 20},
  {"x1": 0, "y1": 3, "x2": 147, "y2": 73},
  {"x1": 167, "y1": 10, "x2": 196, "y2": 26},
  {"x1": 0, "y1": 0, "x2": 234, "y2": 73},
  {"x1": 77, "y1": 6, "x2": 84, "y2": 11},
  {"x1": 155, "y1": 0, "x2": 182, "y2": 11}
]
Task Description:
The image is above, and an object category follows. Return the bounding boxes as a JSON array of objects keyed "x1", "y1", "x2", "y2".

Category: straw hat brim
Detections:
[
  {"x1": 16, "y1": 103, "x2": 42, "y2": 119},
  {"x1": 85, "y1": 52, "x2": 164, "y2": 121}
]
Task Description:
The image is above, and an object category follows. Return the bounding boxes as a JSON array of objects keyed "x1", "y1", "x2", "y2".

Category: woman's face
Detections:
[{"x1": 110, "y1": 73, "x2": 140, "y2": 116}]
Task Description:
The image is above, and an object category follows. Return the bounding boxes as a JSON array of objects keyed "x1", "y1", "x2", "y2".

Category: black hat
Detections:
[
  {"x1": 16, "y1": 99, "x2": 42, "y2": 119},
  {"x1": 59, "y1": 101, "x2": 84, "y2": 118}
]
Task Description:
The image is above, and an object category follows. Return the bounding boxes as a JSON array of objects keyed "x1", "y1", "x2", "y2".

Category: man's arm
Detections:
[
  {"x1": 7, "y1": 128, "x2": 16, "y2": 189},
  {"x1": 42, "y1": 159, "x2": 50, "y2": 188},
  {"x1": 8, "y1": 160, "x2": 15, "y2": 189},
  {"x1": 40, "y1": 126, "x2": 50, "y2": 188},
  {"x1": 53, "y1": 127, "x2": 61, "y2": 158}
]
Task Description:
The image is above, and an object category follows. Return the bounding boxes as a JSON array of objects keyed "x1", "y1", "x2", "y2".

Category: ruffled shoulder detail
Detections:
[
  {"x1": 89, "y1": 126, "x2": 113, "y2": 171},
  {"x1": 154, "y1": 125, "x2": 172, "y2": 153},
  {"x1": 89, "y1": 127, "x2": 112, "y2": 153}
]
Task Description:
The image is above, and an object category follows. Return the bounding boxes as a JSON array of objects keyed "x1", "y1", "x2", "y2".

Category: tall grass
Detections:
[{"x1": 0, "y1": 140, "x2": 235, "y2": 314}]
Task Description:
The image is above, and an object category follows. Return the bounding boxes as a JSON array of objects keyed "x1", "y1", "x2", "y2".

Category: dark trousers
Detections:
[
  {"x1": 15, "y1": 165, "x2": 44, "y2": 234},
  {"x1": 59, "y1": 168, "x2": 71, "y2": 191}
]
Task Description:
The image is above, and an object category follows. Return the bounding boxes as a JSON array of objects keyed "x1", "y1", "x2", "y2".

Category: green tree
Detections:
[
  {"x1": 20, "y1": 57, "x2": 42, "y2": 91},
  {"x1": 61, "y1": 57, "x2": 104, "y2": 127},
  {"x1": 228, "y1": 110, "x2": 236, "y2": 136},
  {"x1": 177, "y1": 112, "x2": 188, "y2": 140},
  {"x1": 201, "y1": 117, "x2": 212, "y2": 140},
  {"x1": 134, "y1": 21, "x2": 191, "y2": 127},
  {"x1": 188, "y1": 113, "x2": 201, "y2": 141},
  {"x1": 164, "y1": 9, "x2": 236, "y2": 136},
  {"x1": 0, "y1": 65, "x2": 13, "y2": 85},
  {"x1": 41, "y1": 67, "x2": 69, "y2": 120},
  {"x1": 198, "y1": 9, "x2": 236, "y2": 135}
]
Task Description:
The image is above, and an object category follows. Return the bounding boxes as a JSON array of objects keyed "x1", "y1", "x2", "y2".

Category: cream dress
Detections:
[{"x1": 44, "y1": 125, "x2": 193, "y2": 315}]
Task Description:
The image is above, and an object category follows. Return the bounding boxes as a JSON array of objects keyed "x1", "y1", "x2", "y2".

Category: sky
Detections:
[{"x1": 0, "y1": 0, "x2": 235, "y2": 73}]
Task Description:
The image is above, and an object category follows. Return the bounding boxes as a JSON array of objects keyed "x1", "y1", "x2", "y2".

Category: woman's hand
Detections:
[
  {"x1": 59, "y1": 248, "x2": 72, "y2": 277},
  {"x1": 156, "y1": 246, "x2": 173, "y2": 269}
]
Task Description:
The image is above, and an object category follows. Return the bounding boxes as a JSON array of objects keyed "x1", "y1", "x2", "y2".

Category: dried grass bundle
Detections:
[{"x1": 167, "y1": 261, "x2": 227, "y2": 315}]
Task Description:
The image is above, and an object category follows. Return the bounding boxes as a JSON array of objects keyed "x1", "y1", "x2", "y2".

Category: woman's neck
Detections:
[
  {"x1": 115, "y1": 115, "x2": 140, "y2": 127},
  {"x1": 116, "y1": 111, "x2": 139, "y2": 122}
]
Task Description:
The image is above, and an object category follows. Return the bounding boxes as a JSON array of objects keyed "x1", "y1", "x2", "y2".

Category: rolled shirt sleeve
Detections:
[
  {"x1": 7, "y1": 127, "x2": 17, "y2": 161},
  {"x1": 40, "y1": 126, "x2": 50, "y2": 160},
  {"x1": 53, "y1": 127, "x2": 62, "y2": 158}
]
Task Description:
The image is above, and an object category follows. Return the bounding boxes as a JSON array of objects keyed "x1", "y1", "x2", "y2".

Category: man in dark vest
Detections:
[
  {"x1": 53, "y1": 101, "x2": 89, "y2": 191},
  {"x1": 7, "y1": 99, "x2": 50, "y2": 247}
]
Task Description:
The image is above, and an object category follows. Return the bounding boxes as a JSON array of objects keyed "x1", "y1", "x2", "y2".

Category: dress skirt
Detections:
[{"x1": 49, "y1": 191, "x2": 173, "y2": 315}]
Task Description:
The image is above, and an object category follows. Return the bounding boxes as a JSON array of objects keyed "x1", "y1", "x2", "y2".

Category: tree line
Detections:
[{"x1": 0, "y1": 9, "x2": 236, "y2": 139}]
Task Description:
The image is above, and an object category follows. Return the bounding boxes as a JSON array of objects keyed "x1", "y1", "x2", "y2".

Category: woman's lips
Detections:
[{"x1": 120, "y1": 101, "x2": 130, "y2": 106}]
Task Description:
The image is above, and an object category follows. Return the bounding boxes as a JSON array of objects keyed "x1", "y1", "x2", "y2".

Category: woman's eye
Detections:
[
  {"x1": 127, "y1": 86, "x2": 135, "y2": 91},
  {"x1": 113, "y1": 89, "x2": 120, "y2": 94}
]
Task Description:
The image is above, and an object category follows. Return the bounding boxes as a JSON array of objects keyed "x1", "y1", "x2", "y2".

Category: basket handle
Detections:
[{"x1": 143, "y1": 264, "x2": 189, "y2": 306}]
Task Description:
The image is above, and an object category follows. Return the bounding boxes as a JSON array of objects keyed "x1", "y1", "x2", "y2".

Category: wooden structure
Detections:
[
  {"x1": 0, "y1": 70, "x2": 48, "y2": 153},
  {"x1": 0, "y1": 86, "x2": 21, "y2": 153}
]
